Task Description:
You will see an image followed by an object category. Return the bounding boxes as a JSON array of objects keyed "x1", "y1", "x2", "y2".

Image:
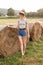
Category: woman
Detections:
[{"x1": 17, "y1": 10, "x2": 30, "y2": 56}]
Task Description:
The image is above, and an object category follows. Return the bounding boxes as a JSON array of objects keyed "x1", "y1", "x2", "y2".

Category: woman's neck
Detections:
[{"x1": 20, "y1": 17, "x2": 25, "y2": 20}]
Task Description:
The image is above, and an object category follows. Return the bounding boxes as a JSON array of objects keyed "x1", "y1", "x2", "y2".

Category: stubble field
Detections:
[{"x1": 0, "y1": 18, "x2": 43, "y2": 65}]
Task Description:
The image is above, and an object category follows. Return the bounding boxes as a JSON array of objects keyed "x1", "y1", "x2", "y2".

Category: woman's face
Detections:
[{"x1": 19, "y1": 14, "x2": 24, "y2": 19}]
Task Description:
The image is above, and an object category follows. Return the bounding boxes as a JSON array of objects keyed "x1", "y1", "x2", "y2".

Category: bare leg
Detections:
[
  {"x1": 18, "y1": 36, "x2": 24, "y2": 56},
  {"x1": 23, "y1": 36, "x2": 27, "y2": 54}
]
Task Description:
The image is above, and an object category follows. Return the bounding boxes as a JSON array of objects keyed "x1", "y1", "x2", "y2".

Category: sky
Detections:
[{"x1": 0, "y1": 0, "x2": 43, "y2": 12}]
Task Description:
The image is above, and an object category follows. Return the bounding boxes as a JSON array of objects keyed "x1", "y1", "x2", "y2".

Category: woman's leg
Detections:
[
  {"x1": 23, "y1": 36, "x2": 27, "y2": 54},
  {"x1": 18, "y1": 36, "x2": 24, "y2": 56}
]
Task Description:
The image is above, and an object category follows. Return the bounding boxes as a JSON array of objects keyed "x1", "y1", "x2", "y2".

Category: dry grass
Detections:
[
  {"x1": 0, "y1": 19, "x2": 18, "y2": 25},
  {"x1": 0, "y1": 18, "x2": 43, "y2": 25},
  {"x1": 0, "y1": 37, "x2": 43, "y2": 65},
  {"x1": 0, "y1": 18, "x2": 43, "y2": 65}
]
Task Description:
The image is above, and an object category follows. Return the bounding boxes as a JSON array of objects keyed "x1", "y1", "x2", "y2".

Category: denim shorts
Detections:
[{"x1": 18, "y1": 29, "x2": 27, "y2": 36}]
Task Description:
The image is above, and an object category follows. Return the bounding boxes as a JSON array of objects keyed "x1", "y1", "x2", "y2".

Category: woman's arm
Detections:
[
  {"x1": 26, "y1": 22, "x2": 30, "y2": 39},
  {"x1": 8, "y1": 21, "x2": 19, "y2": 29},
  {"x1": 8, "y1": 24, "x2": 14, "y2": 28},
  {"x1": 16, "y1": 21, "x2": 19, "y2": 29}
]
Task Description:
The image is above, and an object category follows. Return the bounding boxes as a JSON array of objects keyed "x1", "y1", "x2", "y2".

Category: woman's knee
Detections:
[
  {"x1": 23, "y1": 37, "x2": 27, "y2": 44},
  {"x1": 18, "y1": 36, "x2": 23, "y2": 44}
]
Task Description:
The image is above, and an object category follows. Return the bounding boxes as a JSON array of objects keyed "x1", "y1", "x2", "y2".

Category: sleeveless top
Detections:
[{"x1": 18, "y1": 18, "x2": 28, "y2": 29}]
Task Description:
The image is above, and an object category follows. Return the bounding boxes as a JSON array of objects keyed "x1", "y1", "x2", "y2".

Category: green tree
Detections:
[
  {"x1": 7, "y1": 8, "x2": 15, "y2": 16},
  {"x1": 37, "y1": 8, "x2": 43, "y2": 17},
  {"x1": 0, "y1": 12, "x2": 2, "y2": 16},
  {"x1": 26, "y1": 12, "x2": 37, "y2": 17}
]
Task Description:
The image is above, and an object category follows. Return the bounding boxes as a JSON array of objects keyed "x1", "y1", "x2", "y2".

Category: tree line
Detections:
[
  {"x1": 26, "y1": 8, "x2": 43, "y2": 18},
  {"x1": 0, "y1": 8, "x2": 43, "y2": 18}
]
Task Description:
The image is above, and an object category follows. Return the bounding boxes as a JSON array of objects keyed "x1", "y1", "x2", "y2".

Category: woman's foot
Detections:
[
  {"x1": 24, "y1": 50, "x2": 25, "y2": 54},
  {"x1": 22, "y1": 52, "x2": 24, "y2": 56}
]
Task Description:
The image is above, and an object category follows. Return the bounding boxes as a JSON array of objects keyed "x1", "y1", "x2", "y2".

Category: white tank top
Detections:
[{"x1": 18, "y1": 18, "x2": 28, "y2": 29}]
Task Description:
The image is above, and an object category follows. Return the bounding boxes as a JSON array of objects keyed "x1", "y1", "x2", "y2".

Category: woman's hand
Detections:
[
  {"x1": 28, "y1": 34, "x2": 30, "y2": 39},
  {"x1": 8, "y1": 25, "x2": 14, "y2": 28}
]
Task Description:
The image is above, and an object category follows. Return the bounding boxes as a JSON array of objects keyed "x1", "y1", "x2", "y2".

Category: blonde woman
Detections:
[{"x1": 17, "y1": 10, "x2": 30, "y2": 56}]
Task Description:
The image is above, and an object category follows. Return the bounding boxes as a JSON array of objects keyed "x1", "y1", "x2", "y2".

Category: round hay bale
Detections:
[
  {"x1": 42, "y1": 27, "x2": 43, "y2": 36},
  {"x1": 0, "y1": 26, "x2": 20, "y2": 57},
  {"x1": 30, "y1": 22, "x2": 42, "y2": 41},
  {"x1": 28, "y1": 22, "x2": 35, "y2": 33}
]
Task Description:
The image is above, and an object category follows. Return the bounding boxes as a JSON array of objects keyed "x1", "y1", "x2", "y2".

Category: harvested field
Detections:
[
  {"x1": 0, "y1": 18, "x2": 43, "y2": 65},
  {"x1": 0, "y1": 23, "x2": 42, "y2": 56},
  {"x1": 0, "y1": 18, "x2": 42, "y2": 56}
]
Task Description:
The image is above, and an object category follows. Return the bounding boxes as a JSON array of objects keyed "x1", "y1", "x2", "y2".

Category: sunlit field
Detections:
[
  {"x1": 0, "y1": 37, "x2": 43, "y2": 65},
  {"x1": 0, "y1": 18, "x2": 43, "y2": 65},
  {"x1": 0, "y1": 18, "x2": 43, "y2": 25}
]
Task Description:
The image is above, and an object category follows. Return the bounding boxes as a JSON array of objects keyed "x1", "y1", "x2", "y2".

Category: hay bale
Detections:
[
  {"x1": 0, "y1": 26, "x2": 20, "y2": 57},
  {"x1": 30, "y1": 22, "x2": 42, "y2": 41},
  {"x1": 42, "y1": 28, "x2": 43, "y2": 36}
]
